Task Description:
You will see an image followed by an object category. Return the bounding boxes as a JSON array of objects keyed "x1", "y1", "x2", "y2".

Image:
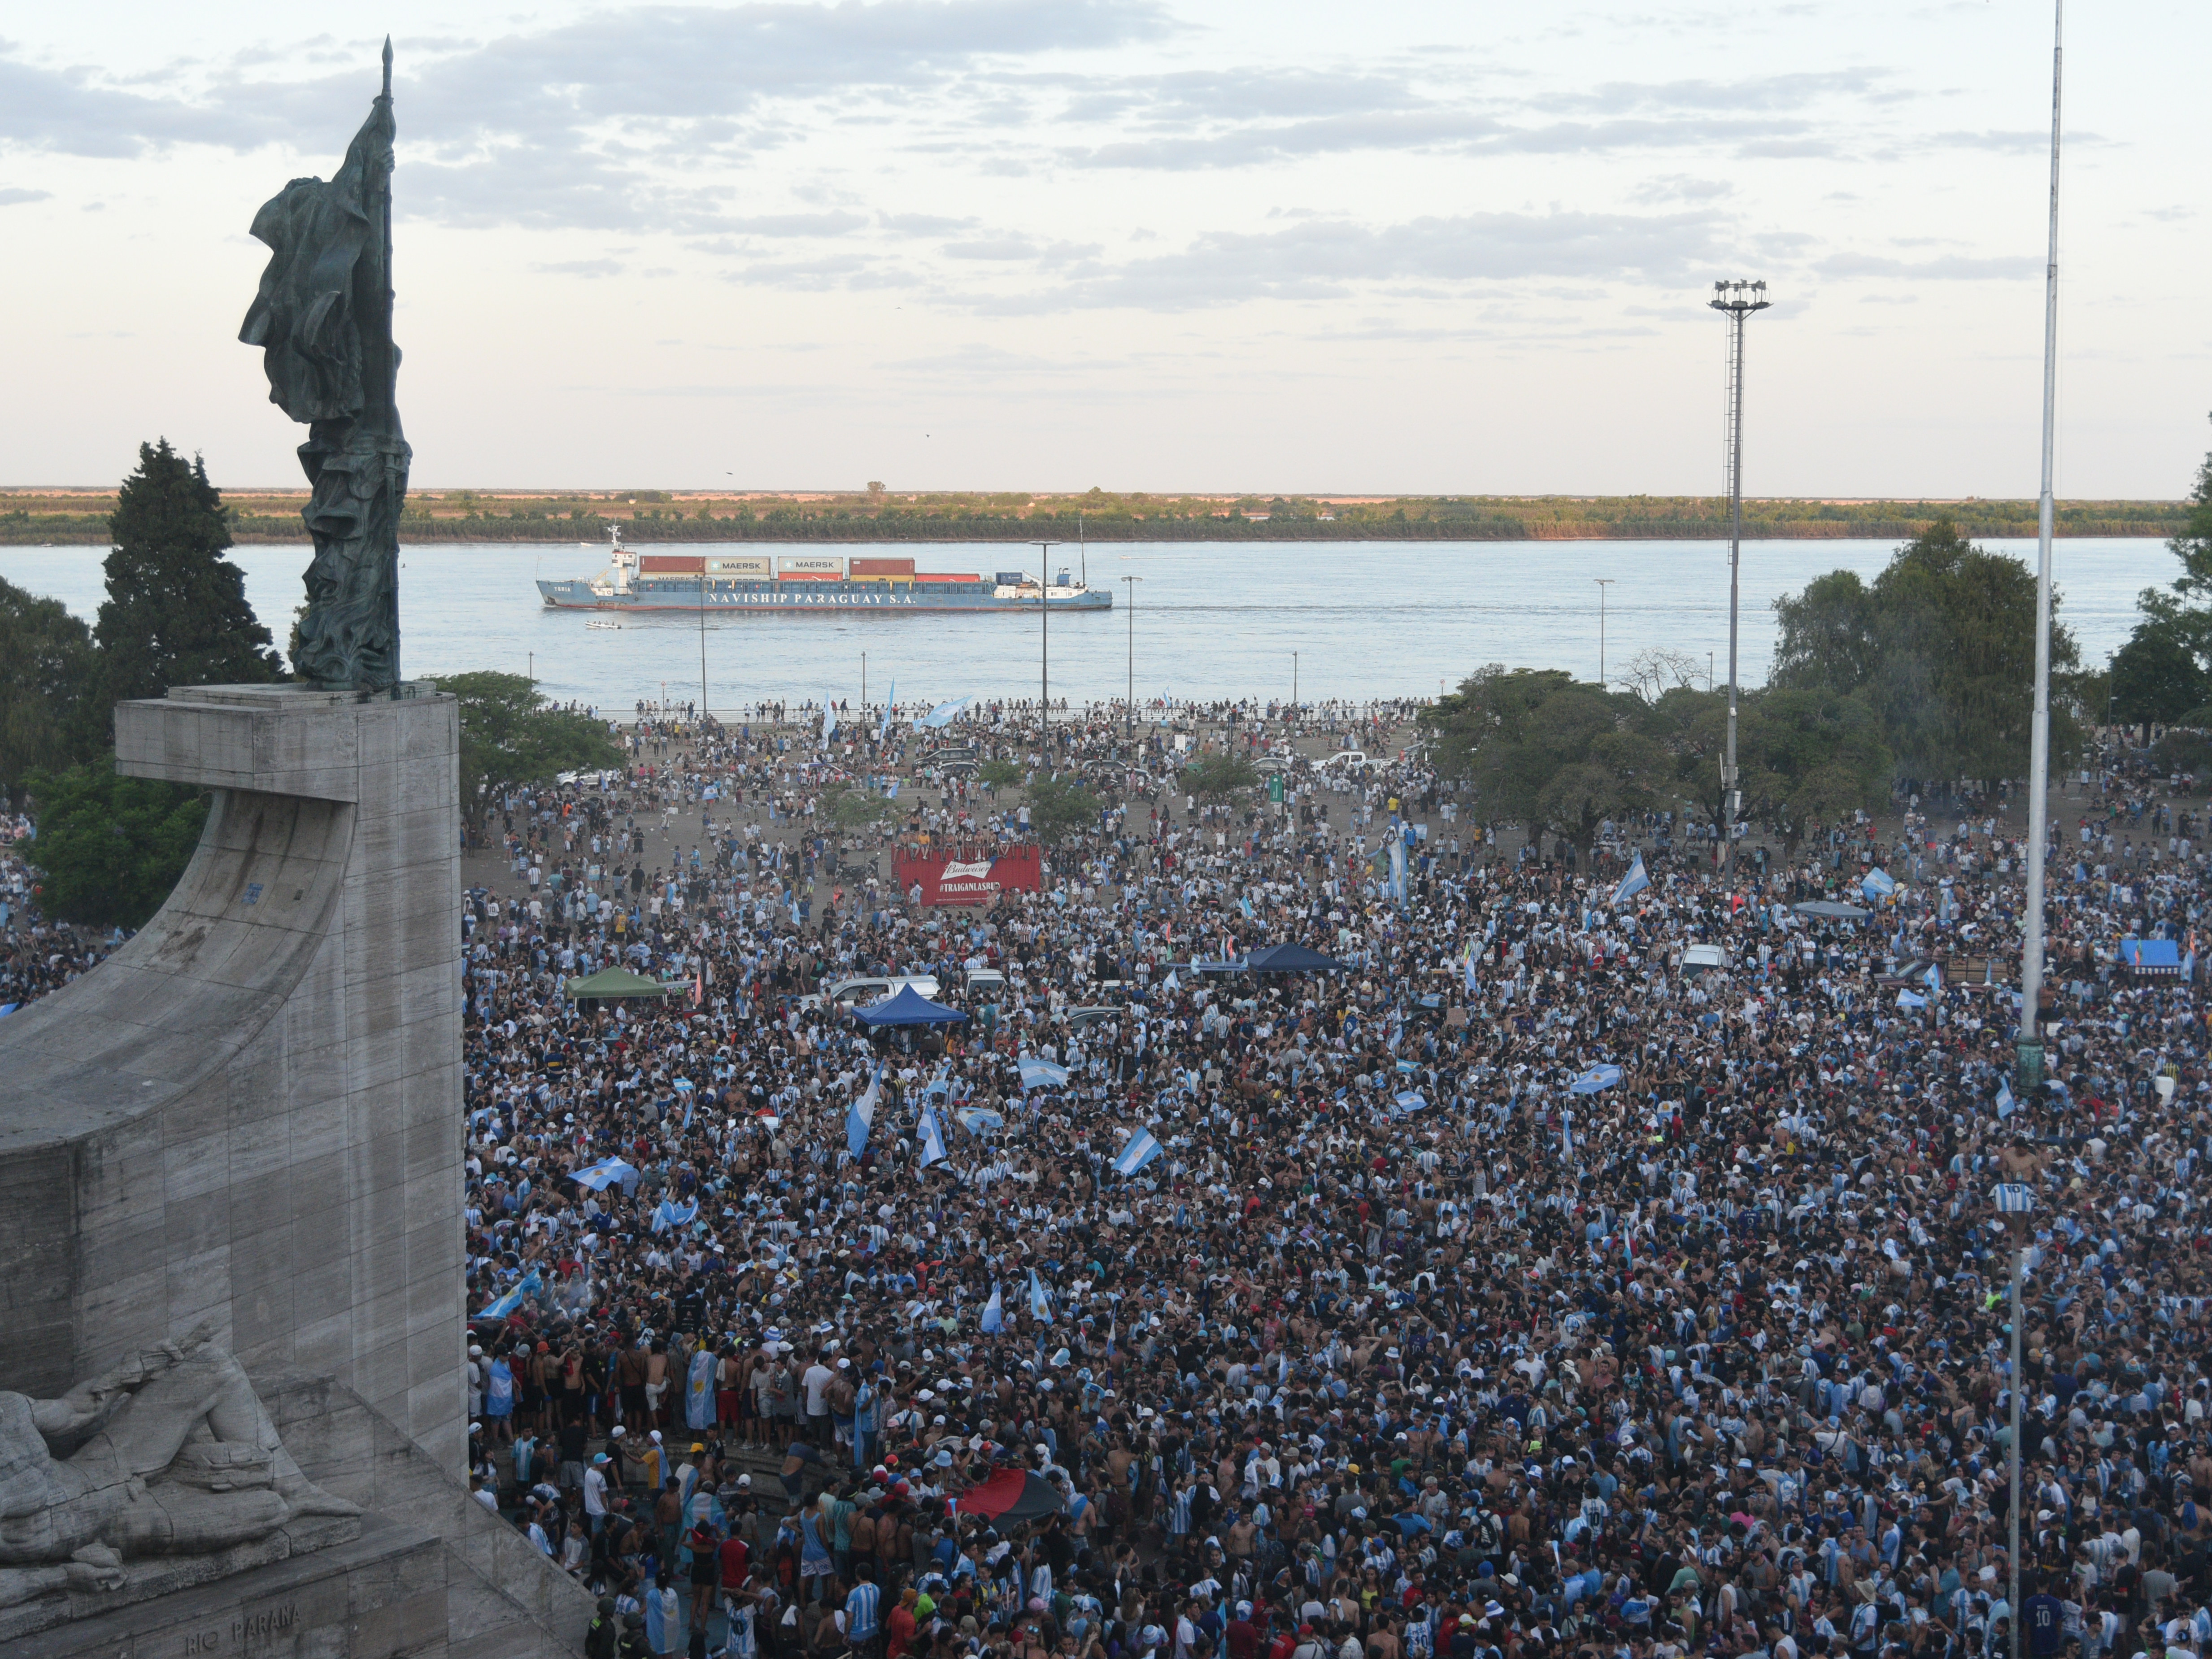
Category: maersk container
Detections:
[
  {"x1": 706, "y1": 555, "x2": 773, "y2": 578},
  {"x1": 775, "y1": 554, "x2": 847, "y2": 577}
]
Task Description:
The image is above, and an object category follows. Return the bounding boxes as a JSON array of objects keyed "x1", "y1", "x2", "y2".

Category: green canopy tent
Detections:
[{"x1": 564, "y1": 966, "x2": 679, "y2": 1003}]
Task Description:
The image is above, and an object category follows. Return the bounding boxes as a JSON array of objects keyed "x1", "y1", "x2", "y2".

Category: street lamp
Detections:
[
  {"x1": 1594, "y1": 579, "x2": 1615, "y2": 686},
  {"x1": 1120, "y1": 574, "x2": 1143, "y2": 736},
  {"x1": 1709, "y1": 277, "x2": 1772, "y2": 877},
  {"x1": 1029, "y1": 541, "x2": 1060, "y2": 742}
]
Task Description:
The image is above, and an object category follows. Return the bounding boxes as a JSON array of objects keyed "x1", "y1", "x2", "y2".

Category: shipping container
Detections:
[
  {"x1": 705, "y1": 555, "x2": 773, "y2": 577},
  {"x1": 640, "y1": 556, "x2": 706, "y2": 574},
  {"x1": 774, "y1": 570, "x2": 845, "y2": 581},
  {"x1": 993, "y1": 571, "x2": 1029, "y2": 586},
  {"x1": 846, "y1": 572, "x2": 909, "y2": 583},
  {"x1": 775, "y1": 553, "x2": 847, "y2": 577},
  {"x1": 849, "y1": 557, "x2": 917, "y2": 576},
  {"x1": 918, "y1": 572, "x2": 984, "y2": 583}
]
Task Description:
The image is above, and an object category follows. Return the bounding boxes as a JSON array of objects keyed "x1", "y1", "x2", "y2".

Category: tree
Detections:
[
  {"x1": 25, "y1": 761, "x2": 209, "y2": 928},
  {"x1": 1023, "y1": 778, "x2": 1101, "y2": 846},
  {"x1": 822, "y1": 786, "x2": 897, "y2": 830},
  {"x1": 976, "y1": 758, "x2": 1023, "y2": 792},
  {"x1": 1423, "y1": 667, "x2": 1667, "y2": 861},
  {"x1": 0, "y1": 576, "x2": 103, "y2": 795},
  {"x1": 1770, "y1": 570, "x2": 1879, "y2": 695},
  {"x1": 443, "y1": 671, "x2": 625, "y2": 843},
  {"x1": 1638, "y1": 685, "x2": 1891, "y2": 849},
  {"x1": 1181, "y1": 753, "x2": 1259, "y2": 801},
  {"x1": 2110, "y1": 620, "x2": 2208, "y2": 735},
  {"x1": 96, "y1": 440, "x2": 284, "y2": 707},
  {"x1": 1615, "y1": 646, "x2": 1707, "y2": 704},
  {"x1": 2139, "y1": 412, "x2": 2212, "y2": 661},
  {"x1": 1773, "y1": 521, "x2": 2079, "y2": 784}
]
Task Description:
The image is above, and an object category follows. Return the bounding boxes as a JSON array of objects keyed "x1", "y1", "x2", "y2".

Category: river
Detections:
[{"x1": 0, "y1": 537, "x2": 2170, "y2": 713}]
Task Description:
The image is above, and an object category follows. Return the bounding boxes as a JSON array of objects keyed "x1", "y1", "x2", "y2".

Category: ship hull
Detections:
[{"x1": 536, "y1": 578, "x2": 1111, "y2": 613}]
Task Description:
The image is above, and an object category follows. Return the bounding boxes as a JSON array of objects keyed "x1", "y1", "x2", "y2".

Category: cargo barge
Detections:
[{"x1": 537, "y1": 531, "x2": 1110, "y2": 614}]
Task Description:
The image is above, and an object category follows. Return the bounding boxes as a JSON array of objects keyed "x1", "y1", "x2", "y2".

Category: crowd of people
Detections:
[
  {"x1": 8, "y1": 699, "x2": 2211, "y2": 1659},
  {"x1": 451, "y1": 700, "x2": 2212, "y2": 1659}
]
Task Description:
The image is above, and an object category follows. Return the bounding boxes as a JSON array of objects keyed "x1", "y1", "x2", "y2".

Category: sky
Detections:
[{"x1": 2, "y1": 0, "x2": 2206, "y2": 497}]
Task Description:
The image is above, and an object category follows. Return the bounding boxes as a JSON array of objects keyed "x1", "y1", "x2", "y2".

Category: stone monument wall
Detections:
[{"x1": 0, "y1": 684, "x2": 465, "y2": 1468}]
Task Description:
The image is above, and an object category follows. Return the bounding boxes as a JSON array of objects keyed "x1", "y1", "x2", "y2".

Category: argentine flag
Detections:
[
  {"x1": 650, "y1": 1196, "x2": 698, "y2": 1234},
  {"x1": 1995, "y1": 1077, "x2": 2017, "y2": 1119},
  {"x1": 919, "y1": 1105, "x2": 948, "y2": 1169},
  {"x1": 1462, "y1": 937, "x2": 1480, "y2": 996},
  {"x1": 1028, "y1": 1267, "x2": 1055, "y2": 1324},
  {"x1": 980, "y1": 1284, "x2": 1004, "y2": 1333},
  {"x1": 1896, "y1": 988, "x2": 1928, "y2": 1010},
  {"x1": 846, "y1": 1064, "x2": 884, "y2": 1157},
  {"x1": 877, "y1": 679, "x2": 895, "y2": 743},
  {"x1": 1612, "y1": 854, "x2": 1651, "y2": 906},
  {"x1": 821, "y1": 695, "x2": 838, "y2": 743},
  {"x1": 1113, "y1": 1126, "x2": 1163, "y2": 1176},
  {"x1": 476, "y1": 1265, "x2": 542, "y2": 1319},
  {"x1": 1018, "y1": 1057, "x2": 1071, "y2": 1090},
  {"x1": 1568, "y1": 1063, "x2": 1623, "y2": 1096},
  {"x1": 1863, "y1": 867, "x2": 1896, "y2": 901}
]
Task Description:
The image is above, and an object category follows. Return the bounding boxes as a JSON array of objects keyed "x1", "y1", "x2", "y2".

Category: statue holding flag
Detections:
[{"x1": 238, "y1": 41, "x2": 410, "y2": 689}]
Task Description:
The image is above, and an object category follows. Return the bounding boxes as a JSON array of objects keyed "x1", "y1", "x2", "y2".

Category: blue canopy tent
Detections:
[
  {"x1": 851, "y1": 985, "x2": 970, "y2": 1027},
  {"x1": 2119, "y1": 938, "x2": 2185, "y2": 980},
  {"x1": 1245, "y1": 942, "x2": 1352, "y2": 974}
]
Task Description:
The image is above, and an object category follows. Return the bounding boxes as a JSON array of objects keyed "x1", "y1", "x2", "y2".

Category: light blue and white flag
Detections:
[
  {"x1": 1018, "y1": 1057, "x2": 1071, "y2": 1091},
  {"x1": 919, "y1": 1105, "x2": 948, "y2": 1169},
  {"x1": 821, "y1": 696, "x2": 838, "y2": 743},
  {"x1": 1925, "y1": 962, "x2": 1943, "y2": 993},
  {"x1": 1568, "y1": 1064, "x2": 1623, "y2": 1096},
  {"x1": 956, "y1": 1106, "x2": 1006, "y2": 1136},
  {"x1": 1028, "y1": 1267, "x2": 1054, "y2": 1324},
  {"x1": 1389, "y1": 835, "x2": 1407, "y2": 909},
  {"x1": 1995, "y1": 1077, "x2": 2017, "y2": 1119},
  {"x1": 1862, "y1": 867, "x2": 1896, "y2": 901},
  {"x1": 569, "y1": 1157, "x2": 640, "y2": 1192},
  {"x1": 476, "y1": 1266, "x2": 542, "y2": 1320},
  {"x1": 1462, "y1": 938, "x2": 1480, "y2": 996},
  {"x1": 650, "y1": 1196, "x2": 698, "y2": 1234},
  {"x1": 921, "y1": 695, "x2": 975, "y2": 729},
  {"x1": 1612, "y1": 854, "x2": 1651, "y2": 906},
  {"x1": 980, "y1": 1284, "x2": 1004, "y2": 1333},
  {"x1": 1896, "y1": 988, "x2": 1927, "y2": 1010},
  {"x1": 1393, "y1": 1090, "x2": 1429, "y2": 1115},
  {"x1": 846, "y1": 1064, "x2": 884, "y2": 1157},
  {"x1": 1112, "y1": 1126, "x2": 1163, "y2": 1177},
  {"x1": 877, "y1": 680, "x2": 896, "y2": 743}
]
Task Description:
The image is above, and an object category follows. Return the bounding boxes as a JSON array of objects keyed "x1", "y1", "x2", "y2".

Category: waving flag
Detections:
[
  {"x1": 821, "y1": 696, "x2": 838, "y2": 743},
  {"x1": 650, "y1": 1196, "x2": 698, "y2": 1234},
  {"x1": 1896, "y1": 988, "x2": 1928, "y2": 1010},
  {"x1": 1568, "y1": 1064, "x2": 1623, "y2": 1096},
  {"x1": 1393, "y1": 1091, "x2": 1428, "y2": 1115},
  {"x1": 1995, "y1": 1077, "x2": 2017, "y2": 1119},
  {"x1": 1112, "y1": 1126, "x2": 1163, "y2": 1177},
  {"x1": 877, "y1": 679, "x2": 896, "y2": 743},
  {"x1": 476, "y1": 1266, "x2": 542, "y2": 1320},
  {"x1": 956, "y1": 1106, "x2": 1006, "y2": 1136},
  {"x1": 1389, "y1": 835, "x2": 1407, "y2": 908},
  {"x1": 1862, "y1": 867, "x2": 1896, "y2": 901},
  {"x1": 846, "y1": 1064, "x2": 884, "y2": 1157},
  {"x1": 919, "y1": 1105, "x2": 948, "y2": 1169},
  {"x1": 1028, "y1": 1267, "x2": 1054, "y2": 1324},
  {"x1": 1462, "y1": 937, "x2": 1481, "y2": 996},
  {"x1": 1612, "y1": 854, "x2": 1651, "y2": 906},
  {"x1": 980, "y1": 1284, "x2": 1004, "y2": 1333},
  {"x1": 921, "y1": 695, "x2": 975, "y2": 729},
  {"x1": 1018, "y1": 1057, "x2": 1071, "y2": 1090},
  {"x1": 569, "y1": 1157, "x2": 639, "y2": 1192}
]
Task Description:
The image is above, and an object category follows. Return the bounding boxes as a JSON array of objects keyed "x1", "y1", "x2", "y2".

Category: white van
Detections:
[{"x1": 823, "y1": 974, "x2": 941, "y2": 1008}]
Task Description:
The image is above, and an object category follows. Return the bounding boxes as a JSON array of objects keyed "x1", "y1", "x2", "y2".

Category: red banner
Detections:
[{"x1": 893, "y1": 845, "x2": 1042, "y2": 906}]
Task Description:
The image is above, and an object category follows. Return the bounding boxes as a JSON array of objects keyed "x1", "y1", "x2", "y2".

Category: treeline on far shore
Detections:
[{"x1": 0, "y1": 496, "x2": 2188, "y2": 546}]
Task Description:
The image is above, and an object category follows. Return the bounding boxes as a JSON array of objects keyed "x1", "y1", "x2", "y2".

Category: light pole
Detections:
[
  {"x1": 1594, "y1": 579, "x2": 1615, "y2": 686},
  {"x1": 2020, "y1": 0, "x2": 2064, "y2": 1091},
  {"x1": 1120, "y1": 574, "x2": 1143, "y2": 736},
  {"x1": 1710, "y1": 278, "x2": 1771, "y2": 878},
  {"x1": 1293, "y1": 650, "x2": 1299, "y2": 715},
  {"x1": 1030, "y1": 541, "x2": 1060, "y2": 743}
]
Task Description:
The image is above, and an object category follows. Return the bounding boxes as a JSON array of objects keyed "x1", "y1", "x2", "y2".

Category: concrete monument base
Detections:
[{"x1": 0, "y1": 684, "x2": 466, "y2": 1468}]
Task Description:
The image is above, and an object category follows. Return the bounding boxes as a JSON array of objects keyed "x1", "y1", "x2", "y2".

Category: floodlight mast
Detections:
[
  {"x1": 2020, "y1": 2, "x2": 2064, "y2": 1096},
  {"x1": 1709, "y1": 279, "x2": 1770, "y2": 878}
]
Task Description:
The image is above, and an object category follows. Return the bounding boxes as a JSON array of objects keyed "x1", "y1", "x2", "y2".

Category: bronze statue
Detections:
[{"x1": 239, "y1": 40, "x2": 409, "y2": 689}]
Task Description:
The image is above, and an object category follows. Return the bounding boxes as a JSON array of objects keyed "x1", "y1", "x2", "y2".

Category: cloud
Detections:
[
  {"x1": 0, "y1": 185, "x2": 52, "y2": 205},
  {"x1": 1817, "y1": 251, "x2": 2041, "y2": 281},
  {"x1": 969, "y1": 208, "x2": 1733, "y2": 313},
  {"x1": 533, "y1": 257, "x2": 625, "y2": 277}
]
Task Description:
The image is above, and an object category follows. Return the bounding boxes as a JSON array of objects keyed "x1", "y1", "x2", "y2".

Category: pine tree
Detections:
[{"x1": 96, "y1": 439, "x2": 284, "y2": 705}]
